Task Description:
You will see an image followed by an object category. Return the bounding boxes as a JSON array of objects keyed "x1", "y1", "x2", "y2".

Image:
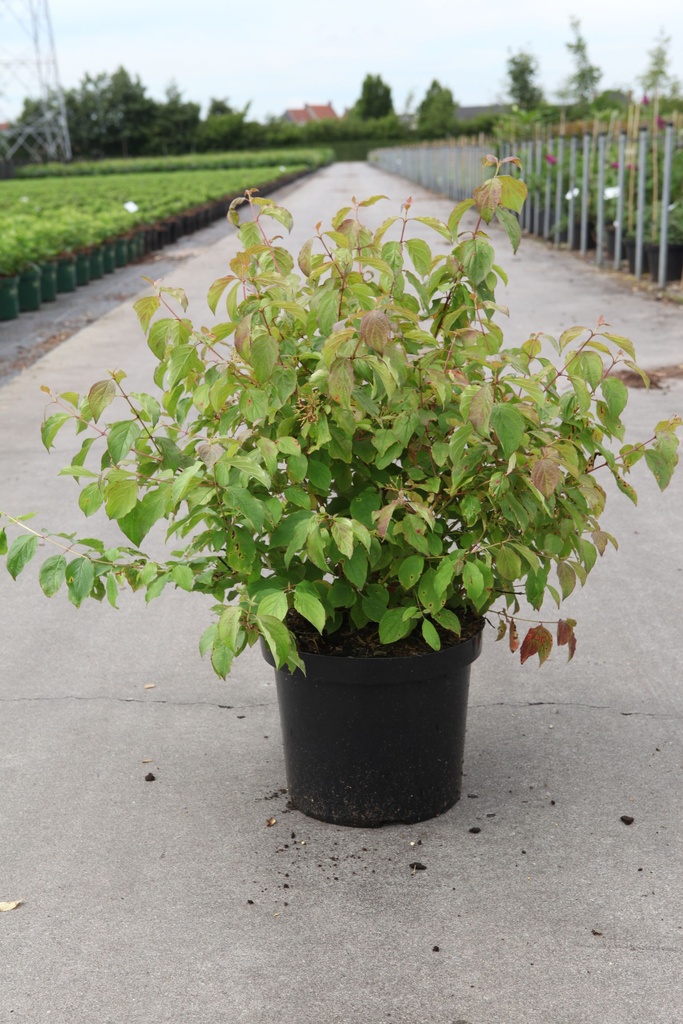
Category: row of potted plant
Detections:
[
  {"x1": 13, "y1": 147, "x2": 333, "y2": 179},
  {"x1": 0, "y1": 163, "x2": 311, "y2": 320}
]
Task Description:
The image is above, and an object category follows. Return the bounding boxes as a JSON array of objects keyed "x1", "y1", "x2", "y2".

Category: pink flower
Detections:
[
  {"x1": 657, "y1": 115, "x2": 666, "y2": 128},
  {"x1": 611, "y1": 161, "x2": 619, "y2": 169},
  {"x1": 641, "y1": 95, "x2": 650, "y2": 105},
  {"x1": 545, "y1": 153, "x2": 558, "y2": 165}
]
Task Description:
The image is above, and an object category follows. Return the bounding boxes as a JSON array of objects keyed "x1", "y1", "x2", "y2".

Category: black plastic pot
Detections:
[
  {"x1": 262, "y1": 629, "x2": 483, "y2": 827},
  {"x1": 645, "y1": 243, "x2": 683, "y2": 283}
]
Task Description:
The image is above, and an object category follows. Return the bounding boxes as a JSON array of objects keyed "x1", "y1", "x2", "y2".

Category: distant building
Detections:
[
  {"x1": 283, "y1": 103, "x2": 338, "y2": 124},
  {"x1": 457, "y1": 104, "x2": 510, "y2": 121}
]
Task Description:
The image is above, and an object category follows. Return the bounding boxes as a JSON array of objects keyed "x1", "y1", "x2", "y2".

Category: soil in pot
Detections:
[{"x1": 263, "y1": 612, "x2": 484, "y2": 828}]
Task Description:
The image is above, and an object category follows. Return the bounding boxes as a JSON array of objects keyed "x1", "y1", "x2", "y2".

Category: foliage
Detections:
[
  {"x1": 560, "y1": 17, "x2": 602, "y2": 109},
  {"x1": 14, "y1": 148, "x2": 332, "y2": 179},
  {"x1": 354, "y1": 75, "x2": 394, "y2": 120},
  {"x1": 0, "y1": 163, "x2": 314, "y2": 274},
  {"x1": 417, "y1": 81, "x2": 459, "y2": 139},
  {"x1": 506, "y1": 51, "x2": 544, "y2": 110},
  {"x1": 638, "y1": 30, "x2": 681, "y2": 100},
  {"x1": 1, "y1": 158, "x2": 680, "y2": 679}
]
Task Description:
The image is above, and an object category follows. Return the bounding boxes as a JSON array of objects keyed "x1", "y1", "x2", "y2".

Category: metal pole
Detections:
[
  {"x1": 635, "y1": 127, "x2": 648, "y2": 280},
  {"x1": 596, "y1": 133, "x2": 606, "y2": 267},
  {"x1": 544, "y1": 136, "x2": 553, "y2": 239},
  {"x1": 614, "y1": 131, "x2": 626, "y2": 270},
  {"x1": 554, "y1": 134, "x2": 565, "y2": 246},
  {"x1": 580, "y1": 132, "x2": 591, "y2": 255},
  {"x1": 534, "y1": 136, "x2": 542, "y2": 235},
  {"x1": 658, "y1": 123, "x2": 674, "y2": 288},
  {"x1": 568, "y1": 136, "x2": 578, "y2": 250}
]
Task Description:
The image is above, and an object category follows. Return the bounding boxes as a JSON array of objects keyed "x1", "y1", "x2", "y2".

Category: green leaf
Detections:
[
  {"x1": 447, "y1": 199, "x2": 475, "y2": 237},
  {"x1": 496, "y1": 545, "x2": 522, "y2": 581},
  {"x1": 133, "y1": 294, "x2": 160, "y2": 332},
  {"x1": 206, "y1": 275, "x2": 233, "y2": 314},
  {"x1": 106, "y1": 572, "x2": 119, "y2": 608},
  {"x1": 328, "y1": 357, "x2": 354, "y2": 408},
  {"x1": 167, "y1": 344, "x2": 203, "y2": 389},
  {"x1": 405, "y1": 238, "x2": 432, "y2": 277},
  {"x1": 490, "y1": 403, "x2": 525, "y2": 458},
  {"x1": 421, "y1": 618, "x2": 441, "y2": 651},
  {"x1": 65, "y1": 556, "x2": 95, "y2": 607},
  {"x1": 6, "y1": 534, "x2": 39, "y2": 579},
  {"x1": 556, "y1": 561, "x2": 576, "y2": 599},
  {"x1": 0, "y1": 529, "x2": 6, "y2": 555},
  {"x1": 600, "y1": 377, "x2": 628, "y2": 420},
  {"x1": 170, "y1": 564, "x2": 194, "y2": 591},
  {"x1": 398, "y1": 555, "x2": 424, "y2": 590},
  {"x1": 414, "y1": 215, "x2": 452, "y2": 241},
  {"x1": 258, "y1": 589, "x2": 289, "y2": 619},
  {"x1": 107, "y1": 421, "x2": 141, "y2": 464},
  {"x1": 41, "y1": 412, "x2": 70, "y2": 451},
  {"x1": 463, "y1": 560, "x2": 484, "y2": 600},
  {"x1": 498, "y1": 175, "x2": 528, "y2": 214},
  {"x1": 78, "y1": 482, "x2": 104, "y2": 518},
  {"x1": 460, "y1": 237, "x2": 495, "y2": 285},
  {"x1": 171, "y1": 463, "x2": 203, "y2": 505},
  {"x1": 494, "y1": 207, "x2": 522, "y2": 254},
  {"x1": 258, "y1": 614, "x2": 296, "y2": 668},
  {"x1": 343, "y1": 547, "x2": 367, "y2": 590},
  {"x1": 261, "y1": 204, "x2": 294, "y2": 232},
  {"x1": 250, "y1": 333, "x2": 279, "y2": 383},
  {"x1": 379, "y1": 606, "x2": 414, "y2": 644},
  {"x1": 39, "y1": 554, "x2": 67, "y2": 597},
  {"x1": 331, "y1": 518, "x2": 354, "y2": 559},
  {"x1": 294, "y1": 582, "x2": 326, "y2": 634},
  {"x1": 105, "y1": 477, "x2": 138, "y2": 520},
  {"x1": 218, "y1": 605, "x2": 242, "y2": 651}
]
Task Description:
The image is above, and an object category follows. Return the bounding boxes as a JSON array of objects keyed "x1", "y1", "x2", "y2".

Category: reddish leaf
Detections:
[
  {"x1": 359, "y1": 309, "x2": 391, "y2": 353},
  {"x1": 520, "y1": 625, "x2": 553, "y2": 666},
  {"x1": 508, "y1": 618, "x2": 520, "y2": 653},
  {"x1": 530, "y1": 459, "x2": 561, "y2": 498}
]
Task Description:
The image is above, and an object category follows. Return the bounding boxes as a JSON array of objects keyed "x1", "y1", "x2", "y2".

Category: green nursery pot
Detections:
[
  {"x1": 18, "y1": 264, "x2": 42, "y2": 312},
  {"x1": 89, "y1": 247, "x2": 104, "y2": 280},
  {"x1": 75, "y1": 251, "x2": 90, "y2": 286},
  {"x1": 102, "y1": 243, "x2": 116, "y2": 274},
  {"x1": 40, "y1": 262, "x2": 58, "y2": 302},
  {"x1": 114, "y1": 238, "x2": 129, "y2": 267},
  {"x1": 56, "y1": 257, "x2": 76, "y2": 292},
  {"x1": 0, "y1": 276, "x2": 19, "y2": 321}
]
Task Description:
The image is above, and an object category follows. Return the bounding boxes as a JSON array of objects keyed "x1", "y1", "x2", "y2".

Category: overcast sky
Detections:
[{"x1": 1, "y1": 0, "x2": 682, "y2": 120}]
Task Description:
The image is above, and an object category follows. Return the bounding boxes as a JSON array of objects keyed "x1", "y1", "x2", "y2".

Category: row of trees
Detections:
[{"x1": 11, "y1": 24, "x2": 681, "y2": 162}]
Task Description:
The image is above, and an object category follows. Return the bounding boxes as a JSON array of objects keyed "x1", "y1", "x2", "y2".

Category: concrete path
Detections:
[{"x1": 1, "y1": 163, "x2": 682, "y2": 1024}]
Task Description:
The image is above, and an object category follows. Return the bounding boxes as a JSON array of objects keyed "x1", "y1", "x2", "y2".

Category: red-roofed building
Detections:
[{"x1": 283, "y1": 103, "x2": 338, "y2": 123}]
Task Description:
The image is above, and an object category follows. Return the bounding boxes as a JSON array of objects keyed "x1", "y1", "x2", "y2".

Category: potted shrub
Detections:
[
  {"x1": 0, "y1": 155, "x2": 680, "y2": 827},
  {"x1": 645, "y1": 202, "x2": 683, "y2": 282}
]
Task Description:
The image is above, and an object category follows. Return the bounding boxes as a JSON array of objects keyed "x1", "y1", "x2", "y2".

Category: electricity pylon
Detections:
[{"x1": 0, "y1": 0, "x2": 71, "y2": 164}]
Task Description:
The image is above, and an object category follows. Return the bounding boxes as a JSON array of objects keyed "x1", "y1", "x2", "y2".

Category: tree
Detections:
[
  {"x1": 355, "y1": 74, "x2": 394, "y2": 119},
  {"x1": 416, "y1": 80, "x2": 458, "y2": 138},
  {"x1": 561, "y1": 17, "x2": 602, "y2": 107},
  {"x1": 638, "y1": 30, "x2": 681, "y2": 100},
  {"x1": 148, "y1": 82, "x2": 200, "y2": 155},
  {"x1": 506, "y1": 50, "x2": 544, "y2": 110}
]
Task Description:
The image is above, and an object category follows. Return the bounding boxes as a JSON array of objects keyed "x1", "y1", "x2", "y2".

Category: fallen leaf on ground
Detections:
[
  {"x1": 266, "y1": 817, "x2": 277, "y2": 827},
  {"x1": 144, "y1": 684, "x2": 156, "y2": 689},
  {"x1": 0, "y1": 901, "x2": 22, "y2": 912}
]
